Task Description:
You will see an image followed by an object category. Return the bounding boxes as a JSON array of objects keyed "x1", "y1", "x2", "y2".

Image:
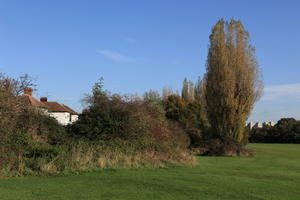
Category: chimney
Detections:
[
  {"x1": 24, "y1": 88, "x2": 33, "y2": 96},
  {"x1": 40, "y1": 97, "x2": 48, "y2": 102}
]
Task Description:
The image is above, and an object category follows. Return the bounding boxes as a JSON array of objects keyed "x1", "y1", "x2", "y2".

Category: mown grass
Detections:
[{"x1": 0, "y1": 144, "x2": 299, "y2": 200}]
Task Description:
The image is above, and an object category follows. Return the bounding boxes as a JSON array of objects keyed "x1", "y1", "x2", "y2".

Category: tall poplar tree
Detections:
[
  {"x1": 181, "y1": 78, "x2": 189, "y2": 101},
  {"x1": 203, "y1": 19, "x2": 263, "y2": 156},
  {"x1": 188, "y1": 81, "x2": 195, "y2": 102},
  {"x1": 194, "y1": 76, "x2": 202, "y2": 101}
]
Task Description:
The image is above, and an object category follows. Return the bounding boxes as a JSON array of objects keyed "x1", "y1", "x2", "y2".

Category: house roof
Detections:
[
  {"x1": 43, "y1": 102, "x2": 78, "y2": 115},
  {"x1": 20, "y1": 88, "x2": 78, "y2": 115},
  {"x1": 62, "y1": 104, "x2": 79, "y2": 115},
  {"x1": 20, "y1": 95, "x2": 48, "y2": 108}
]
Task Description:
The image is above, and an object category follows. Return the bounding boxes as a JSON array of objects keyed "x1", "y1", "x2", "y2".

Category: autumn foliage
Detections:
[{"x1": 203, "y1": 19, "x2": 263, "y2": 156}]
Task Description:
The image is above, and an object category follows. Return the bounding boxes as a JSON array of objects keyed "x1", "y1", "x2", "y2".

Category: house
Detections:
[
  {"x1": 247, "y1": 122, "x2": 255, "y2": 129},
  {"x1": 247, "y1": 121, "x2": 276, "y2": 130},
  {"x1": 267, "y1": 121, "x2": 276, "y2": 127},
  {"x1": 22, "y1": 88, "x2": 79, "y2": 125},
  {"x1": 254, "y1": 122, "x2": 263, "y2": 129},
  {"x1": 40, "y1": 97, "x2": 79, "y2": 125}
]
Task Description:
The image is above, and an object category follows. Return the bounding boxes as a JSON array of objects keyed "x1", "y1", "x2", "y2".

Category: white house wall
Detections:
[
  {"x1": 71, "y1": 115, "x2": 78, "y2": 123},
  {"x1": 49, "y1": 112, "x2": 71, "y2": 126}
]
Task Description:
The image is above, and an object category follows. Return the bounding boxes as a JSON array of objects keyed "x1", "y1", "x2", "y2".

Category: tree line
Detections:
[{"x1": 249, "y1": 118, "x2": 300, "y2": 143}]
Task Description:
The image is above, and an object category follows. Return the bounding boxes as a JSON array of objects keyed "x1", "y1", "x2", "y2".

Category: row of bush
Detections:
[
  {"x1": 0, "y1": 76, "x2": 198, "y2": 176},
  {"x1": 249, "y1": 118, "x2": 300, "y2": 143}
]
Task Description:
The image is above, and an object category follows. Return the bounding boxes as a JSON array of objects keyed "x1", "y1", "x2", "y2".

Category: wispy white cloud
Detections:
[
  {"x1": 97, "y1": 50, "x2": 130, "y2": 62},
  {"x1": 262, "y1": 83, "x2": 300, "y2": 101}
]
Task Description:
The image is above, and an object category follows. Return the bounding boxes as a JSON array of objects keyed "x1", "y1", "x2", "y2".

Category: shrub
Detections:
[
  {"x1": 68, "y1": 94, "x2": 187, "y2": 151},
  {"x1": 66, "y1": 79, "x2": 193, "y2": 169},
  {"x1": 18, "y1": 110, "x2": 68, "y2": 145},
  {"x1": 0, "y1": 130, "x2": 31, "y2": 171}
]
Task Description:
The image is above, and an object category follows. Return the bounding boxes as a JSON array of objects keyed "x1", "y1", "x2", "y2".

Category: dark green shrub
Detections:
[{"x1": 17, "y1": 110, "x2": 68, "y2": 145}]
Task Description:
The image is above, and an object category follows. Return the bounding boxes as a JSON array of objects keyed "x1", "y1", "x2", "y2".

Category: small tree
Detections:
[
  {"x1": 0, "y1": 73, "x2": 37, "y2": 131},
  {"x1": 203, "y1": 19, "x2": 263, "y2": 156},
  {"x1": 12, "y1": 74, "x2": 36, "y2": 96}
]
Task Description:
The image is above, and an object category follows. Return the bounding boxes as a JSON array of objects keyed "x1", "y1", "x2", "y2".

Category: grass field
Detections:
[{"x1": 0, "y1": 144, "x2": 299, "y2": 200}]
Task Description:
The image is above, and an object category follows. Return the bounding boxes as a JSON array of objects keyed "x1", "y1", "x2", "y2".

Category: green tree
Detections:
[{"x1": 203, "y1": 19, "x2": 263, "y2": 156}]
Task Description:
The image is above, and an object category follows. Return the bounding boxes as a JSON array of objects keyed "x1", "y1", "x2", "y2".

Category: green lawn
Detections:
[{"x1": 0, "y1": 144, "x2": 299, "y2": 200}]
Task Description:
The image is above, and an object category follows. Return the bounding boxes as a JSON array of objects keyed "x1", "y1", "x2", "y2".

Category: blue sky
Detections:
[{"x1": 0, "y1": 0, "x2": 299, "y2": 122}]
